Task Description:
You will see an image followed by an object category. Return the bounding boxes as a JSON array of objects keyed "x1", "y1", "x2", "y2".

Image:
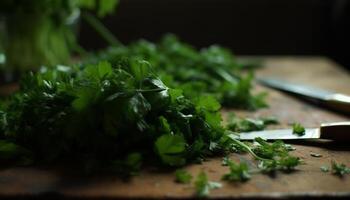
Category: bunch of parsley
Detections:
[
  {"x1": 89, "y1": 34, "x2": 267, "y2": 110},
  {"x1": 0, "y1": 59, "x2": 233, "y2": 174}
]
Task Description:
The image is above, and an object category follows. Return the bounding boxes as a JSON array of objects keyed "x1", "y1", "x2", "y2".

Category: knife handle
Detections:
[
  {"x1": 320, "y1": 122, "x2": 350, "y2": 140},
  {"x1": 325, "y1": 94, "x2": 350, "y2": 114}
]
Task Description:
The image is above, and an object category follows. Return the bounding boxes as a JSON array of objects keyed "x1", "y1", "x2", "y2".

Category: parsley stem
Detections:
[
  {"x1": 135, "y1": 88, "x2": 166, "y2": 93},
  {"x1": 230, "y1": 137, "x2": 270, "y2": 161},
  {"x1": 82, "y1": 12, "x2": 122, "y2": 47}
]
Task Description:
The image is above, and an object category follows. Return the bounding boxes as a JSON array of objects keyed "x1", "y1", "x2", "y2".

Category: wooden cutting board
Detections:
[{"x1": 0, "y1": 56, "x2": 349, "y2": 199}]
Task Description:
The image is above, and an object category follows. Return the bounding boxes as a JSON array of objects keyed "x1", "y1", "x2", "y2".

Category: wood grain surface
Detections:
[{"x1": 0, "y1": 56, "x2": 349, "y2": 199}]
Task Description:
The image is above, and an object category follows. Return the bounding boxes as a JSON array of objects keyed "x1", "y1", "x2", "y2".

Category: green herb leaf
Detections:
[
  {"x1": 175, "y1": 169, "x2": 192, "y2": 184},
  {"x1": 320, "y1": 166, "x2": 329, "y2": 173},
  {"x1": 195, "y1": 171, "x2": 222, "y2": 197},
  {"x1": 222, "y1": 159, "x2": 251, "y2": 182},
  {"x1": 331, "y1": 160, "x2": 350, "y2": 177},
  {"x1": 292, "y1": 123, "x2": 305, "y2": 136},
  {"x1": 155, "y1": 134, "x2": 186, "y2": 166}
]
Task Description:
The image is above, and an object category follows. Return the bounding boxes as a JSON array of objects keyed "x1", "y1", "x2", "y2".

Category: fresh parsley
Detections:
[
  {"x1": 292, "y1": 123, "x2": 305, "y2": 136},
  {"x1": 253, "y1": 137, "x2": 301, "y2": 173},
  {"x1": 331, "y1": 160, "x2": 350, "y2": 177},
  {"x1": 0, "y1": 59, "x2": 251, "y2": 176},
  {"x1": 89, "y1": 35, "x2": 267, "y2": 110},
  {"x1": 222, "y1": 158, "x2": 251, "y2": 182},
  {"x1": 320, "y1": 166, "x2": 329, "y2": 173},
  {"x1": 175, "y1": 169, "x2": 192, "y2": 184},
  {"x1": 195, "y1": 171, "x2": 222, "y2": 197},
  {"x1": 0, "y1": 0, "x2": 119, "y2": 71}
]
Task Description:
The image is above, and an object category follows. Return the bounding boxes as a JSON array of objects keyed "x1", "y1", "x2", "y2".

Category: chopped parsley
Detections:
[
  {"x1": 175, "y1": 169, "x2": 192, "y2": 184},
  {"x1": 331, "y1": 160, "x2": 350, "y2": 177},
  {"x1": 253, "y1": 137, "x2": 301, "y2": 173},
  {"x1": 292, "y1": 123, "x2": 305, "y2": 136},
  {"x1": 222, "y1": 158, "x2": 251, "y2": 182},
  {"x1": 195, "y1": 171, "x2": 222, "y2": 197},
  {"x1": 320, "y1": 166, "x2": 329, "y2": 172}
]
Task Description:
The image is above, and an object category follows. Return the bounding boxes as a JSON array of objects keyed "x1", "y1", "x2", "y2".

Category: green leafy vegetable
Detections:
[
  {"x1": 221, "y1": 156, "x2": 231, "y2": 166},
  {"x1": 155, "y1": 134, "x2": 186, "y2": 166},
  {"x1": 195, "y1": 171, "x2": 222, "y2": 197},
  {"x1": 222, "y1": 158, "x2": 250, "y2": 182},
  {"x1": 292, "y1": 123, "x2": 305, "y2": 136},
  {"x1": 331, "y1": 160, "x2": 350, "y2": 177},
  {"x1": 0, "y1": 0, "x2": 119, "y2": 71},
  {"x1": 175, "y1": 169, "x2": 192, "y2": 184},
  {"x1": 253, "y1": 137, "x2": 301, "y2": 173},
  {"x1": 0, "y1": 60, "x2": 234, "y2": 174},
  {"x1": 89, "y1": 35, "x2": 267, "y2": 110}
]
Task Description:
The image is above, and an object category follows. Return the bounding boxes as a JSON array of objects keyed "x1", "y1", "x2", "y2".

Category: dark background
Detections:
[{"x1": 79, "y1": 0, "x2": 350, "y2": 69}]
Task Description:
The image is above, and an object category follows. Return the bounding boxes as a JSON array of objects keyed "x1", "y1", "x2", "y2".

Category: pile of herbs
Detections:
[
  {"x1": 88, "y1": 34, "x2": 267, "y2": 110},
  {"x1": 0, "y1": 58, "x2": 301, "y2": 176},
  {"x1": 0, "y1": 60, "x2": 233, "y2": 174}
]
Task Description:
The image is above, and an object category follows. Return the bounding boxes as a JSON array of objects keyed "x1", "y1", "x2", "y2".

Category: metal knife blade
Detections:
[
  {"x1": 239, "y1": 128, "x2": 320, "y2": 140},
  {"x1": 258, "y1": 77, "x2": 350, "y2": 115},
  {"x1": 258, "y1": 77, "x2": 333, "y2": 101},
  {"x1": 239, "y1": 122, "x2": 350, "y2": 141}
]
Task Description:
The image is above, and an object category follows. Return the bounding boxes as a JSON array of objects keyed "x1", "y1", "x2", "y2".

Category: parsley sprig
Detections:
[
  {"x1": 195, "y1": 171, "x2": 222, "y2": 197},
  {"x1": 222, "y1": 158, "x2": 251, "y2": 182}
]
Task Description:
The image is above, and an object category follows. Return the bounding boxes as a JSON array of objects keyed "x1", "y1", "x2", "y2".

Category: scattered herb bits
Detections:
[
  {"x1": 195, "y1": 171, "x2": 222, "y2": 197},
  {"x1": 331, "y1": 161, "x2": 350, "y2": 177},
  {"x1": 320, "y1": 166, "x2": 329, "y2": 172},
  {"x1": 222, "y1": 159, "x2": 251, "y2": 182},
  {"x1": 175, "y1": 169, "x2": 192, "y2": 184},
  {"x1": 253, "y1": 137, "x2": 301, "y2": 172}
]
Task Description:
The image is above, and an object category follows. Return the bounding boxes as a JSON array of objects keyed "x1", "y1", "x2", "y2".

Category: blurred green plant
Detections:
[{"x1": 0, "y1": 0, "x2": 118, "y2": 72}]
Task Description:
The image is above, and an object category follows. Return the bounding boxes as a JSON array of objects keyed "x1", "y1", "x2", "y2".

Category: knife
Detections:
[
  {"x1": 239, "y1": 121, "x2": 350, "y2": 141},
  {"x1": 258, "y1": 77, "x2": 350, "y2": 115}
]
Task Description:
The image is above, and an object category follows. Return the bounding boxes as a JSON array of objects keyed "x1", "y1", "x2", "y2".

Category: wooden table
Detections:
[{"x1": 0, "y1": 56, "x2": 349, "y2": 199}]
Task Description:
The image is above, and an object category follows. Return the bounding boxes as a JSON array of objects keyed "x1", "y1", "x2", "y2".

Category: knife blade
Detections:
[
  {"x1": 258, "y1": 77, "x2": 350, "y2": 115},
  {"x1": 239, "y1": 121, "x2": 350, "y2": 141}
]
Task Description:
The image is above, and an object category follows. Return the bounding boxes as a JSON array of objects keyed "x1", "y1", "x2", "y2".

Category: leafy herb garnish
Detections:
[
  {"x1": 320, "y1": 166, "x2": 329, "y2": 172},
  {"x1": 175, "y1": 169, "x2": 192, "y2": 184},
  {"x1": 253, "y1": 137, "x2": 301, "y2": 173},
  {"x1": 195, "y1": 171, "x2": 222, "y2": 197},
  {"x1": 292, "y1": 123, "x2": 305, "y2": 136},
  {"x1": 331, "y1": 160, "x2": 350, "y2": 177},
  {"x1": 222, "y1": 158, "x2": 251, "y2": 182}
]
